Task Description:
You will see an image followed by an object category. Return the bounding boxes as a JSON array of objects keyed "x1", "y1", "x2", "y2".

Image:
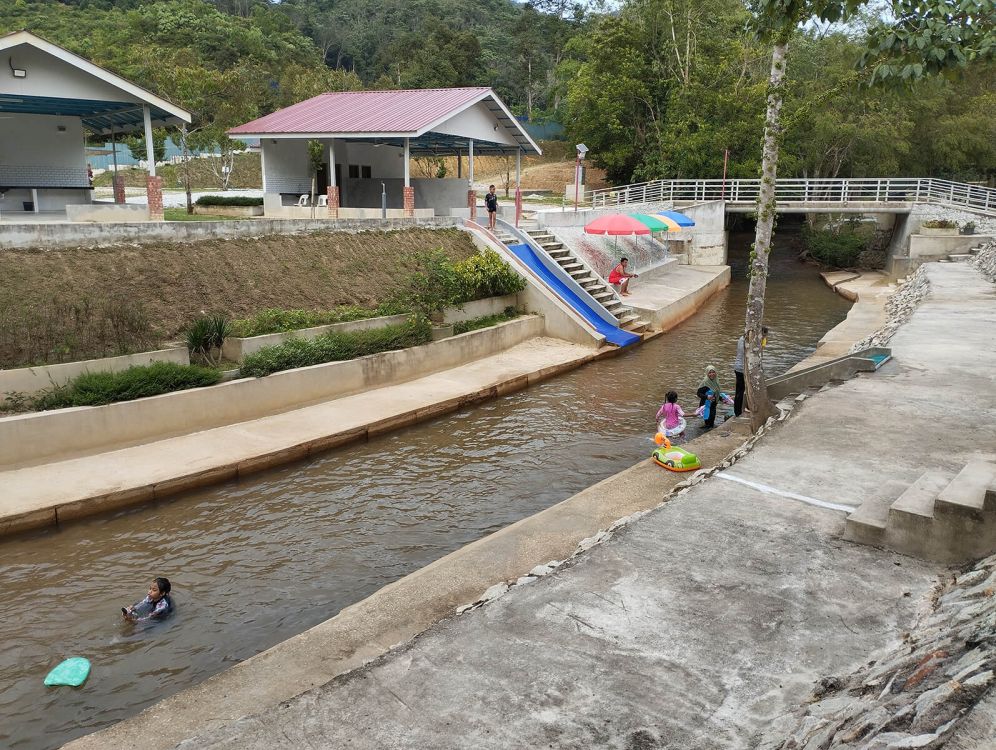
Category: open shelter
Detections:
[
  {"x1": 228, "y1": 87, "x2": 541, "y2": 220},
  {"x1": 0, "y1": 30, "x2": 191, "y2": 222}
]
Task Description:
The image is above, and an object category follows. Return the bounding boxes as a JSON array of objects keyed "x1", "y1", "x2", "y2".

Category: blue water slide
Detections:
[{"x1": 505, "y1": 242, "x2": 640, "y2": 347}]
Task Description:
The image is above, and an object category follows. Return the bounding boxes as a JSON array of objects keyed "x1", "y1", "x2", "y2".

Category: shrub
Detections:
[
  {"x1": 453, "y1": 250, "x2": 527, "y2": 301},
  {"x1": 194, "y1": 195, "x2": 264, "y2": 207},
  {"x1": 452, "y1": 306, "x2": 521, "y2": 335},
  {"x1": 921, "y1": 219, "x2": 957, "y2": 229},
  {"x1": 230, "y1": 306, "x2": 390, "y2": 338},
  {"x1": 239, "y1": 318, "x2": 432, "y2": 377},
  {"x1": 802, "y1": 222, "x2": 875, "y2": 269},
  {"x1": 186, "y1": 315, "x2": 231, "y2": 365},
  {"x1": 31, "y1": 362, "x2": 221, "y2": 410}
]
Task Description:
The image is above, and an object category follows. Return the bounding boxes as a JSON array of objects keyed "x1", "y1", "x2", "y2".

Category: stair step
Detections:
[
  {"x1": 887, "y1": 470, "x2": 955, "y2": 535},
  {"x1": 603, "y1": 301, "x2": 624, "y2": 311},
  {"x1": 948, "y1": 254, "x2": 974, "y2": 262},
  {"x1": 935, "y1": 461, "x2": 996, "y2": 517},
  {"x1": 616, "y1": 313, "x2": 639, "y2": 325},
  {"x1": 592, "y1": 290, "x2": 614, "y2": 300},
  {"x1": 560, "y1": 262, "x2": 584, "y2": 272},
  {"x1": 541, "y1": 242, "x2": 564, "y2": 250},
  {"x1": 843, "y1": 479, "x2": 911, "y2": 546},
  {"x1": 574, "y1": 275, "x2": 597, "y2": 285},
  {"x1": 548, "y1": 250, "x2": 571, "y2": 258},
  {"x1": 622, "y1": 319, "x2": 649, "y2": 333},
  {"x1": 581, "y1": 279, "x2": 603, "y2": 289}
]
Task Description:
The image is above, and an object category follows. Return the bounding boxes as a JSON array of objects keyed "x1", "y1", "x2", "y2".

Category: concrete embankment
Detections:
[{"x1": 116, "y1": 261, "x2": 996, "y2": 750}]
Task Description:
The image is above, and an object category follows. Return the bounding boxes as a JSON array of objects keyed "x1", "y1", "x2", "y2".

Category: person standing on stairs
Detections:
[{"x1": 485, "y1": 185, "x2": 499, "y2": 230}]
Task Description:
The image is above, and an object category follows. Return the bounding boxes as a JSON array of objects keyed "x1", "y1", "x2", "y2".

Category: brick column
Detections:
[
  {"x1": 467, "y1": 189, "x2": 477, "y2": 220},
  {"x1": 112, "y1": 174, "x2": 126, "y2": 204},
  {"x1": 403, "y1": 186, "x2": 415, "y2": 217},
  {"x1": 146, "y1": 175, "x2": 164, "y2": 220},
  {"x1": 326, "y1": 185, "x2": 340, "y2": 219}
]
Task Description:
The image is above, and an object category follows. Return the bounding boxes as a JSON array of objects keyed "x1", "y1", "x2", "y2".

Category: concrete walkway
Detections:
[
  {"x1": 624, "y1": 263, "x2": 731, "y2": 331},
  {"x1": 0, "y1": 337, "x2": 594, "y2": 536},
  {"x1": 132, "y1": 262, "x2": 995, "y2": 749}
]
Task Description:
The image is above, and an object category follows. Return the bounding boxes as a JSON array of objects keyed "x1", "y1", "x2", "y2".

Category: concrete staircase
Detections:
[
  {"x1": 947, "y1": 241, "x2": 986, "y2": 263},
  {"x1": 518, "y1": 229, "x2": 651, "y2": 335},
  {"x1": 844, "y1": 460, "x2": 996, "y2": 563}
]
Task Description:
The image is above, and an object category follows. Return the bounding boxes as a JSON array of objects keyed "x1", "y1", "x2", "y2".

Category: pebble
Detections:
[{"x1": 479, "y1": 582, "x2": 509, "y2": 603}]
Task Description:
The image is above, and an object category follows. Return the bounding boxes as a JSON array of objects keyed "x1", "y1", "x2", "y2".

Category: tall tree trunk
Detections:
[{"x1": 744, "y1": 38, "x2": 787, "y2": 432}]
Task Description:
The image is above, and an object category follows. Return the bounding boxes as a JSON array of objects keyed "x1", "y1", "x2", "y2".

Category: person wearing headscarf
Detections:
[{"x1": 696, "y1": 365, "x2": 722, "y2": 428}]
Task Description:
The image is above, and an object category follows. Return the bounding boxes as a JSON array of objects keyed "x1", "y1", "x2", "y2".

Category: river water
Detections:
[{"x1": 0, "y1": 230, "x2": 851, "y2": 750}]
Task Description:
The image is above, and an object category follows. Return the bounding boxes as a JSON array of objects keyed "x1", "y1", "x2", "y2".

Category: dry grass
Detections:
[{"x1": 0, "y1": 228, "x2": 476, "y2": 368}]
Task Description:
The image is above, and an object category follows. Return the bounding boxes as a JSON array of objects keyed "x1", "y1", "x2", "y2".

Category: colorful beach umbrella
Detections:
[
  {"x1": 583, "y1": 214, "x2": 652, "y2": 236},
  {"x1": 654, "y1": 210, "x2": 696, "y2": 229},
  {"x1": 629, "y1": 213, "x2": 671, "y2": 232}
]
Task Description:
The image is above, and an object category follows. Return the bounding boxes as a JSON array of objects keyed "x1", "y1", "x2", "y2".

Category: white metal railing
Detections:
[{"x1": 585, "y1": 177, "x2": 996, "y2": 216}]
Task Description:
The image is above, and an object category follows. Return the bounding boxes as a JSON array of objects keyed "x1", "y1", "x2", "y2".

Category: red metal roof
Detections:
[{"x1": 229, "y1": 87, "x2": 492, "y2": 135}]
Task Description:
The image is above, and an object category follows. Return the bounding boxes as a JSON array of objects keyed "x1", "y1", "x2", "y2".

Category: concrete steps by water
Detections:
[{"x1": 844, "y1": 460, "x2": 996, "y2": 563}]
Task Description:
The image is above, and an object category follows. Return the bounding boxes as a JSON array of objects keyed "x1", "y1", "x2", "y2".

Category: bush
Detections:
[
  {"x1": 240, "y1": 318, "x2": 432, "y2": 377},
  {"x1": 452, "y1": 306, "x2": 521, "y2": 335},
  {"x1": 453, "y1": 250, "x2": 527, "y2": 301},
  {"x1": 31, "y1": 362, "x2": 221, "y2": 410},
  {"x1": 194, "y1": 195, "x2": 264, "y2": 207},
  {"x1": 921, "y1": 219, "x2": 957, "y2": 229},
  {"x1": 186, "y1": 315, "x2": 230, "y2": 365},
  {"x1": 230, "y1": 306, "x2": 394, "y2": 338},
  {"x1": 802, "y1": 222, "x2": 875, "y2": 269}
]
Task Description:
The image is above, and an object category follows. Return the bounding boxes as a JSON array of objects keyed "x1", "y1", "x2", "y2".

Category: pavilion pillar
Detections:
[
  {"x1": 111, "y1": 128, "x2": 125, "y2": 204},
  {"x1": 146, "y1": 176, "x2": 164, "y2": 220},
  {"x1": 467, "y1": 138, "x2": 477, "y2": 220},
  {"x1": 403, "y1": 137, "x2": 414, "y2": 217},
  {"x1": 326, "y1": 139, "x2": 339, "y2": 218},
  {"x1": 142, "y1": 105, "x2": 155, "y2": 177},
  {"x1": 515, "y1": 147, "x2": 522, "y2": 228}
]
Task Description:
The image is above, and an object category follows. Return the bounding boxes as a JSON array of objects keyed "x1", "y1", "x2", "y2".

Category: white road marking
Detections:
[{"x1": 715, "y1": 472, "x2": 857, "y2": 513}]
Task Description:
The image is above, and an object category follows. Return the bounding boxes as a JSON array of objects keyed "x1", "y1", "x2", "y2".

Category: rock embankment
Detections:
[
  {"x1": 850, "y1": 266, "x2": 929, "y2": 353},
  {"x1": 768, "y1": 553, "x2": 996, "y2": 749},
  {"x1": 971, "y1": 239, "x2": 996, "y2": 283}
]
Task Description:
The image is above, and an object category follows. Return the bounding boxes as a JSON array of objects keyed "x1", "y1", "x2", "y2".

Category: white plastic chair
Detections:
[
  {"x1": 297, "y1": 194, "x2": 310, "y2": 207},
  {"x1": 317, "y1": 195, "x2": 328, "y2": 207}
]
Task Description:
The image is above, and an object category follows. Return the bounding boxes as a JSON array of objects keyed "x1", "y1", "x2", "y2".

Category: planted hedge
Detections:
[
  {"x1": 31, "y1": 362, "x2": 222, "y2": 410},
  {"x1": 194, "y1": 195, "x2": 264, "y2": 207},
  {"x1": 239, "y1": 317, "x2": 432, "y2": 377}
]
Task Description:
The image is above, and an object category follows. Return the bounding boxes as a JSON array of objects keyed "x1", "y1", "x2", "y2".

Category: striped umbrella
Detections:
[
  {"x1": 654, "y1": 210, "x2": 696, "y2": 229},
  {"x1": 629, "y1": 213, "x2": 671, "y2": 232},
  {"x1": 583, "y1": 214, "x2": 652, "y2": 236}
]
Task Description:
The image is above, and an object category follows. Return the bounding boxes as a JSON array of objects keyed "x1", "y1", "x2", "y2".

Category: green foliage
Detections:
[
  {"x1": 801, "y1": 220, "x2": 876, "y2": 268},
  {"x1": 453, "y1": 250, "x2": 528, "y2": 300},
  {"x1": 452, "y1": 306, "x2": 522, "y2": 334},
  {"x1": 921, "y1": 219, "x2": 958, "y2": 228},
  {"x1": 230, "y1": 306, "x2": 397, "y2": 337},
  {"x1": 185, "y1": 315, "x2": 230, "y2": 365},
  {"x1": 194, "y1": 196, "x2": 265, "y2": 206},
  {"x1": 239, "y1": 318, "x2": 433, "y2": 377},
  {"x1": 31, "y1": 362, "x2": 222, "y2": 411}
]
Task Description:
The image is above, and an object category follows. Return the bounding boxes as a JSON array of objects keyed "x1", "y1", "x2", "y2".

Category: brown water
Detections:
[{"x1": 0, "y1": 231, "x2": 851, "y2": 750}]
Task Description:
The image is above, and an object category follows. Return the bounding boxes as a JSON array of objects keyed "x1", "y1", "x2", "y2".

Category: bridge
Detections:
[{"x1": 585, "y1": 177, "x2": 996, "y2": 217}]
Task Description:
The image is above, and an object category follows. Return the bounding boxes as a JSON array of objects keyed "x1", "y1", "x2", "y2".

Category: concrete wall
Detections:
[
  {"x1": 0, "y1": 112, "x2": 91, "y2": 211},
  {"x1": 0, "y1": 216, "x2": 462, "y2": 250},
  {"x1": 0, "y1": 347, "x2": 189, "y2": 400},
  {"x1": 908, "y1": 233, "x2": 991, "y2": 259},
  {"x1": 222, "y1": 314, "x2": 411, "y2": 361},
  {"x1": 260, "y1": 139, "x2": 311, "y2": 195},
  {"x1": 442, "y1": 294, "x2": 520, "y2": 324},
  {"x1": 680, "y1": 201, "x2": 727, "y2": 265},
  {"x1": 0, "y1": 316, "x2": 545, "y2": 469},
  {"x1": 65, "y1": 203, "x2": 150, "y2": 222},
  {"x1": 261, "y1": 202, "x2": 435, "y2": 220}
]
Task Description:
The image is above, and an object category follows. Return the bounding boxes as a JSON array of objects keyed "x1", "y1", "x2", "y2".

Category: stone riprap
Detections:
[
  {"x1": 971, "y1": 239, "x2": 996, "y2": 283},
  {"x1": 763, "y1": 553, "x2": 996, "y2": 750},
  {"x1": 909, "y1": 206, "x2": 996, "y2": 237},
  {"x1": 850, "y1": 265, "x2": 929, "y2": 353}
]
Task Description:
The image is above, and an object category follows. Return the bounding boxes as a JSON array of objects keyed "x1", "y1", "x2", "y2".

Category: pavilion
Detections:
[
  {"x1": 228, "y1": 87, "x2": 541, "y2": 219},
  {"x1": 0, "y1": 30, "x2": 191, "y2": 222}
]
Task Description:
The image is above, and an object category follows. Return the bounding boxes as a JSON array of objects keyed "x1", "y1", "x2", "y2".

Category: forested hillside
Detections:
[{"x1": 2, "y1": 0, "x2": 993, "y2": 184}]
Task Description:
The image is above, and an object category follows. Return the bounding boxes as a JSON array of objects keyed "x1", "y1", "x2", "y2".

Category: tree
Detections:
[{"x1": 743, "y1": 0, "x2": 995, "y2": 432}]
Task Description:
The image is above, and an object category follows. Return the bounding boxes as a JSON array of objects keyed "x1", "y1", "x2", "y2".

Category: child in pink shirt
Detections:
[{"x1": 656, "y1": 390, "x2": 686, "y2": 438}]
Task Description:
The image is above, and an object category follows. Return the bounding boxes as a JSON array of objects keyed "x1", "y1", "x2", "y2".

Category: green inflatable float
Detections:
[{"x1": 44, "y1": 657, "x2": 91, "y2": 687}]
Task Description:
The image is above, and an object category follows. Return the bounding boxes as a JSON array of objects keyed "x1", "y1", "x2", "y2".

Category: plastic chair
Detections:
[
  {"x1": 297, "y1": 194, "x2": 310, "y2": 207},
  {"x1": 317, "y1": 195, "x2": 328, "y2": 207}
]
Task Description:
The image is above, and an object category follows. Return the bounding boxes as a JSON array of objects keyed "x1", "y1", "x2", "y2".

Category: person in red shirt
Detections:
[{"x1": 608, "y1": 257, "x2": 638, "y2": 296}]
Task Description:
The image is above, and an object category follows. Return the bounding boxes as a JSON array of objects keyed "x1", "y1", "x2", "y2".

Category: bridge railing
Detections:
[{"x1": 585, "y1": 177, "x2": 996, "y2": 215}]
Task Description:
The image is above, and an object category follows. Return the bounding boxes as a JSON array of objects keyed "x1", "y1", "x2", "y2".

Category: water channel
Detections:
[{"x1": 0, "y1": 229, "x2": 853, "y2": 750}]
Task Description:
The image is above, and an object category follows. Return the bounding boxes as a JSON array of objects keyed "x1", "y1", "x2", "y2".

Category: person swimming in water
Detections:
[{"x1": 122, "y1": 577, "x2": 173, "y2": 622}]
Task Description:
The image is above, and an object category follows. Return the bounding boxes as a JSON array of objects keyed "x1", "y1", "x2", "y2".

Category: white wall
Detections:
[
  {"x1": 433, "y1": 101, "x2": 520, "y2": 148},
  {"x1": 260, "y1": 139, "x2": 311, "y2": 195},
  {"x1": 1, "y1": 44, "x2": 148, "y2": 103},
  {"x1": 0, "y1": 113, "x2": 91, "y2": 210}
]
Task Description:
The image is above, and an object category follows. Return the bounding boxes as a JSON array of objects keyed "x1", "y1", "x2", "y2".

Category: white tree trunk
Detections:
[{"x1": 744, "y1": 38, "x2": 788, "y2": 432}]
